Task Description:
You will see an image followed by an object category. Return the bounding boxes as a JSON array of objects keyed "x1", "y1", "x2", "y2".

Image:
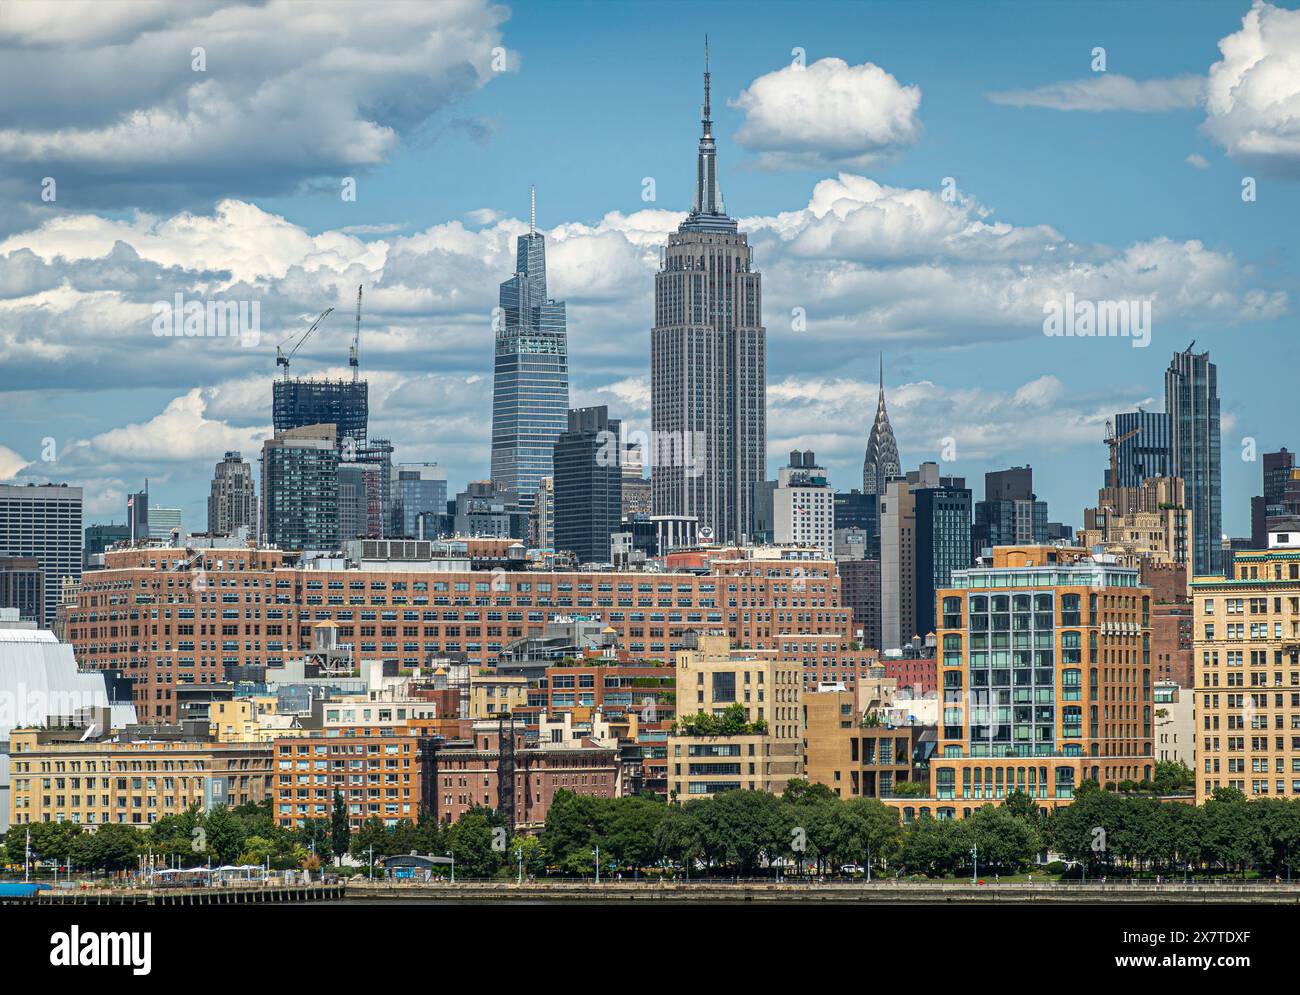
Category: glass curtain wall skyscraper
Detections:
[
  {"x1": 1165, "y1": 346, "x2": 1221, "y2": 577},
  {"x1": 1112, "y1": 411, "x2": 1172, "y2": 488},
  {"x1": 651, "y1": 41, "x2": 766, "y2": 542},
  {"x1": 490, "y1": 187, "x2": 569, "y2": 510}
]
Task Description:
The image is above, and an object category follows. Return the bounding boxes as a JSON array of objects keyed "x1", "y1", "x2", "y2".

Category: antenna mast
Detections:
[{"x1": 351, "y1": 285, "x2": 362, "y2": 382}]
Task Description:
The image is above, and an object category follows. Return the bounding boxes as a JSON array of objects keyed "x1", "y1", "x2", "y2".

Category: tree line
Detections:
[{"x1": 12, "y1": 763, "x2": 1300, "y2": 881}]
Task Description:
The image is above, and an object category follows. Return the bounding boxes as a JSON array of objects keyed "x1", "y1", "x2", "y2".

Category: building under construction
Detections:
[
  {"x1": 272, "y1": 378, "x2": 369, "y2": 448},
  {"x1": 272, "y1": 291, "x2": 369, "y2": 450}
]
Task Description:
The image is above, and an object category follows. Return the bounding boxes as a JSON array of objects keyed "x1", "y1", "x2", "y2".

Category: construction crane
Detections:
[
  {"x1": 275, "y1": 307, "x2": 334, "y2": 379},
  {"x1": 1104, "y1": 419, "x2": 1142, "y2": 489},
  {"x1": 350, "y1": 285, "x2": 362, "y2": 382}
]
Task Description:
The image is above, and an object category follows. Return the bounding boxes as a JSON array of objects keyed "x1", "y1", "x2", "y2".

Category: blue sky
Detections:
[{"x1": 0, "y1": 0, "x2": 1296, "y2": 538}]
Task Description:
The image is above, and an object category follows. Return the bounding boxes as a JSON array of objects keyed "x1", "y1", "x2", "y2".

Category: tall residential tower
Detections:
[
  {"x1": 1166, "y1": 346, "x2": 1221, "y2": 577},
  {"x1": 651, "y1": 42, "x2": 766, "y2": 543}
]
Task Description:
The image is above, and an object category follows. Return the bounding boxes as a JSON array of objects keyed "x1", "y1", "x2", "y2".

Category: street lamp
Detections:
[
  {"x1": 970, "y1": 844, "x2": 978, "y2": 885},
  {"x1": 593, "y1": 845, "x2": 600, "y2": 885},
  {"x1": 516, "y1": 844, "x2": 523, "y2": 885},
  {"x1": 446, "y1": 850, "x2": 455, "y2": 884}
]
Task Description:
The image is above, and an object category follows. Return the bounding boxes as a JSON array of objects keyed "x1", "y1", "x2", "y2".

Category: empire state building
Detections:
[{"x1": 651, "y1": 41, "x2": 766, "y2": 543}]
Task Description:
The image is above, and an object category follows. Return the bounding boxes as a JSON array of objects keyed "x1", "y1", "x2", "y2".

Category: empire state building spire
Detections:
[
  {"x1": 685, "y1": 35, "x2": 733, "y2": 231},
  {"x1": 653, "y1": 42, "x2": 764, "y2": 544}
]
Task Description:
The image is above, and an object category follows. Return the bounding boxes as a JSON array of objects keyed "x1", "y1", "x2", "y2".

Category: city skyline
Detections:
[{"x1": 0, "y1": 0, "x2": 1296, "y2": 541}]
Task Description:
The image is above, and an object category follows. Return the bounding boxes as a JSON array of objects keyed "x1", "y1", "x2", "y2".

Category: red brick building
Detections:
[
  {"x1": 63, "y1": 546, "x2": 854, "y2": 723},
  {"x1": 882, "y1": 655, "x2": 938, "y2": 695},
  {"x1": 421, "y1": 723, "x2": 620, "y2": 827},
  {"x1": 1142, "y1": 561, "x2": 1192, "y2": 688}
]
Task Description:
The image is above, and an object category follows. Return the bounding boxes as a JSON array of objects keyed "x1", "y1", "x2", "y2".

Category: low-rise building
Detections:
[
  {"x1": 421, "y1": 718, "x2": 620, "y2": 828},
  {"x1": 803, "y1": 685, "x2": 931, "y2": 799},
  {"x1": 667, "y1": 631, "x2": 803, "y2": 799},
  {"x1": 1154, "y1": 680, "x2": 1194, "y2": 767},
  {"x1": 468, "y1": 672, "x2": 529, "y2": 718},
  {"x1": 9, "y1": 723, "x2": 272, "y2": 828}
]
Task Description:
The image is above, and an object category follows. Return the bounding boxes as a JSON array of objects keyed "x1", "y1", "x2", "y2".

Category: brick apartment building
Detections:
[
  {"x1": 420, "y1": 721, "x2": 620, "y2": 827},
  {"x1": 1143, "y1": 561, "x2": 1193, "y2": 688},
  {"x1": 63, "y1": 544, "x2": 854, "y2": 723}
]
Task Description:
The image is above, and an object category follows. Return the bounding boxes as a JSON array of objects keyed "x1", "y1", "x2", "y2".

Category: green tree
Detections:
[
  {"x1": 201, "y1": 805, "x2": 247, "y2": 864},
  {"x1": 1151, "y1": 761, "x2": 1195, "y2": 795},
  {"x1": 899, "y1": 814, "x2": 967, "y2": 877},
  {"x1": 696, "y1": 790, "x2": 787, "y2": 875},
  {"x1": 330, "y1": 790, "x2": 351, "y2": 860},
  {"x1": 1003, "y1": 789, "x2": 1039, "y2": 822},
  {"x1": 604, "y1": 795, "x2": 666, "y2": 873},
  {"x1": 510, "y1": 834, "x2": 547, "y2": 877},
  {"x1": 654, "y1": 802, "x2": 706, "y2": 876},
  {"x1": 350, "y1": 816, "x2": 390, "y2": 862},
  {"x1": 541, "y1": 791, "x2": 611, "y2": 875},
  {"x1": 236, "y1": 835, "x2": 276, "y2": 866},
  {"x1": 70, "y1": 823, "x2": 141, "y2": 873},
  {"x1": 7, "y1": 820, "x2": 82, "y2": 865},
  {"x1": 783, "y1": 781, "x2": 838, "y2": 873},
  {"x1": 446, "y1": 812, "x2": 503, "y2": 878},
  {"x1": 967, "y1": 804, "x2": 1040, "y2": 873},
  {"x1": 1201, "y1": 788, "x2": 1261, "y2": 876},
  {"x1": 296, "y1": 817, "x2": 334, "y2": 865}
]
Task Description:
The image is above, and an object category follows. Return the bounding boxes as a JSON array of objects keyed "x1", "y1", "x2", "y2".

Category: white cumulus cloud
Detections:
[
  {"x1": 1203, "y1": 0, "x2": 1300, "y2": 175},
  {"x1": 732, "y1": 57, "x2": 922, "y2": 169}
]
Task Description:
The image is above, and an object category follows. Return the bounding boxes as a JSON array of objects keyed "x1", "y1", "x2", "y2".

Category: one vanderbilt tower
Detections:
[{"x1": 651, "y1": 40, "x2": 766, "y2": 543}]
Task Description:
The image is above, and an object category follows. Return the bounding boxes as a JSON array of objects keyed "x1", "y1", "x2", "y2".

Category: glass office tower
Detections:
[
  {"x1": 1165, "y1": 347, "x2": 1221, "y2": 577},
  {"x1": 490, "y1": 189, "x2": 569, "y2": 509}
]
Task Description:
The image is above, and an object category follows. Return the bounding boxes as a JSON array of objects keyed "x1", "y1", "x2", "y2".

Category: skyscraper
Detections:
[
  {"x1": 1251, "y1": 448, "x2": 1300, "y2": 548},
  {"x1": 914, "y1": 475, "x2": 972, "y2": 640},
  {"x1": 651, "y1": 42, "x2": 766, "y2": 543},
  {"x1": 553, "y1": 406, "x2": 623, "y2": 565},
  {"x1": 352, "y1": 438, "x2": 394, "y2": 535},
  {"x1": 1166, "y1": 346, "x2": 1221, "y2": 576},
  {"x1": 862, "y1": 357, "x2": 901, "y2": 497},
  {"x1": 490, "y1": 187, "x2": 569, "y2": 510},
  {"x1": 0, "y1": 556, "x2": 43, "y2": 623},
  {"x1": 0, "y1": 483, "x2": 82, "y2": 628},
  {"x1": 126, "y1": 484, "x2": 148, "y2": 543},
  {"x1": 272, "y1": 378, "x2": 368, "y2": 451},
  {"x1": 880, "y1": 464, "x2": 925, "y2": 652},
  {"x1": 390, "y1": 463, "x2": 447, "y2": 538},
  {"x1": 531, "y1": 476, "x2": 555, "y2": 551},
  {"x1": 84, "y1": 523, "x2": 129, "y2": 558},
  {"x1": 1112, "y1": 411, "x2": 1172, "y2": 488},
  {"x1": 972, "y1": 465, "x2": 1048, "y2": 556},
  {"x1": 261, "y1": 424, "x2": 339, "y2": 551},
  {"x1": 772, "y1": 450, "x2": 834, "y2": 557},
  {"x1": 147, "y1": 506, "x2": 183, "y2": 541},
  {"x1": 338, "y1": 461, "x2": 381, "y2": 539},
  {"x1": 207, "y1": 451, "x2": 256, "y2": 537}
]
